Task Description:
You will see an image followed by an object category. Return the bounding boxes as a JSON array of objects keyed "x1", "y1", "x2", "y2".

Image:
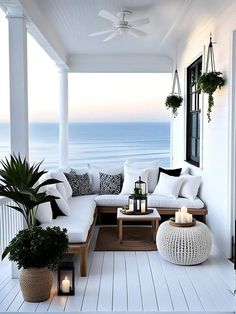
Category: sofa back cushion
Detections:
[{"x1": 124, "y1": 160, "x2": 159, "y2": 192}]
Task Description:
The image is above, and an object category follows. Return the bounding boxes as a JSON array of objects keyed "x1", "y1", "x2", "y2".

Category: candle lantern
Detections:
[
  {"x1": 128, "y1": 194, "x2": 147, "y2": 213},
  {"x1": 135, "y1": 176, "x2": 146, "y2": 195},
  {"x1": 57, "y1": 261, "x2": 75, "y2": 296}
]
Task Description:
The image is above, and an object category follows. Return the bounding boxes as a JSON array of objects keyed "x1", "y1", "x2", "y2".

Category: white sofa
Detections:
[{"x1": 37, "y1": 161, "x2": 206, "y2": 276}]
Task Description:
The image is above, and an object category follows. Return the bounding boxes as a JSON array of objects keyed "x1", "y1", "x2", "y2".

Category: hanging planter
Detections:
[
  {"x1": 165, "y1": 94, "x2": 183, "y2": 117},
  {"x1": 165, "y1": 69, "x2": 183, "y2": 117},
  {"x1": 197, "y1": 35, "x2": 225, "y2": 122}
]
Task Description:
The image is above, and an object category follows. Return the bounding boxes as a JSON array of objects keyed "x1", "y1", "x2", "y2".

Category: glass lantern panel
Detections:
[{"x1": 60, "y1": 270, "x2": 73, "y2": 293}]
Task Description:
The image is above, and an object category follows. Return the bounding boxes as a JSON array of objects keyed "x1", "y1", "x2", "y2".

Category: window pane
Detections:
[
  {"x1": 191, "y1": 138, "x2": 196, "y2": 157},
  {"x1": 191, "y1": 93, "x2": 195, "y2": 111}
]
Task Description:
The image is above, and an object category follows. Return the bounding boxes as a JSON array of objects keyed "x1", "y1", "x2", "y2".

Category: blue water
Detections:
[{"x1": 0, "y1": 122, "x2": 170, "y2": 169}]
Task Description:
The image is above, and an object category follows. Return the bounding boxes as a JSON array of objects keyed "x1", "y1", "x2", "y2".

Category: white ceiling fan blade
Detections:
[
  {"x1": 89, "y1": 29, "x2": 113, "y2": 37},
  {"x1": 129, "y1": 17, "x2": 150, "y2": 27},
  {"x1": 103, "y1": 31, "x2": 119, "y2": 42},
  {"x1": 98, "y1": 9, "x2": 118, "y2": 22},
  {"x1": 128, "y1": 28, "x2": 148, "y2": 38}
]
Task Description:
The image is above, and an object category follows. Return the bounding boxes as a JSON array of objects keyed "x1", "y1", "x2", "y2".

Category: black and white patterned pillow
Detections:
[
  {"x1": 64, "y1": 171, "x2": 93, "y2": 196},
  {"x1": 99, "y1": 172, "x2": 122, "y2": 195}
]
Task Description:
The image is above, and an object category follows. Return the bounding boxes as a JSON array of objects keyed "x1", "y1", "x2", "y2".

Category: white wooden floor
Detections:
[{"x1": 0, "y1": 227, "x2": 234, "y2": 313}]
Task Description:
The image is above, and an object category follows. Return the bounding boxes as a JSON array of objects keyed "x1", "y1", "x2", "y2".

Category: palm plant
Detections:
[{"x1": 0, "y1": 155, "x2": 60, "y2": 228}]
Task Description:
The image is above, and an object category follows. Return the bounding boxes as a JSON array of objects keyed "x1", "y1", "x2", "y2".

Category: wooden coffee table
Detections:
[{"x1": 117, "y1": 208, "x2": 161, "y2": 244}]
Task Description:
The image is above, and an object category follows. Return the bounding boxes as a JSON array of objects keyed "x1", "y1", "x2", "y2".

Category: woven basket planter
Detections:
[{"x1": 20, "y1": 267, "x2": 53, "y2": 302}]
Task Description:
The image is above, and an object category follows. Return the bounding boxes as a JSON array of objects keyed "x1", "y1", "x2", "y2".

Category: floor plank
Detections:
[
  {"x1": 113, "y1": 252, "x2": 127, "y2": 312},
  {"x1": 136, "y1": 252, "x2": 158, "y2": 312},
  {"x1": 81, "y1": 251, "x2": 103, "y2": 311},
  {"x1": 125, "y1": 252, "x2": 142, "y2": 311}
]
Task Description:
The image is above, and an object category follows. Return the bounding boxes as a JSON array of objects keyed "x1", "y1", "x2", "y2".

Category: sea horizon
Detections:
[{"x1": 0, "y1": 122, "x2": 170, "y2": 169}]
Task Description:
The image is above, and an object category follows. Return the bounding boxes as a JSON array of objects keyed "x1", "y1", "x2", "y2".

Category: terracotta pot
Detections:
[{"x1": 20, "y1": 267, "x2": 53, "y2": 302}]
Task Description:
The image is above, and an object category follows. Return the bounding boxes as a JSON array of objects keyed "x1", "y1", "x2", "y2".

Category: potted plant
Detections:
[
  {"x1": 197, "y1": 71, "x2": 225, "y2": 122},
  {"x1": 0, "y1": 155, "x2": 60, "y2": 227},
  {"x1": 2, "y1": 226, "x2": 68, "y2": 302},
  {"x1": 165, "y1": 94, "x2": 183, "y2": 117}
]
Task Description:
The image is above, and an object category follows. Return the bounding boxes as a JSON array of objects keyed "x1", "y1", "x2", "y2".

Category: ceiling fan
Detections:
[{"x1": 89, "y1": 9, "x2": 150, "y2": 42}]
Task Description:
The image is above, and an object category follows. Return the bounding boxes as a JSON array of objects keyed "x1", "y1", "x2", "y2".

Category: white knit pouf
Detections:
[{"x1": 156, "y1": 221, "x2": 212, "y2": 265}]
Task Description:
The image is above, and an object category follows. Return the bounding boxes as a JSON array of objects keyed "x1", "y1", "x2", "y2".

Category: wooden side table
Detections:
[{"x1": 117, "y1": 208, "x2": 161, "y2": 243}]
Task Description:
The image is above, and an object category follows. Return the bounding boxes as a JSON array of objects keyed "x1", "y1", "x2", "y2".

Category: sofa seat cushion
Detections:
[
  {"x1": 148, "y1": 195, "x2": 204, "y2": 209},
  {"x1": 95, "y1": 194, "x2": 204, "y2": 209},
  {"x1": 95, "y1": 194, "x2": 130, "y2": 207},
  {"x1": 41, "y1": 194, "x2": 97, "y2": 243}
]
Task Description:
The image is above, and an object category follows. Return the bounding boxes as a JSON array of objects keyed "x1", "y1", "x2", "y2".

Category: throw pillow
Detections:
[
  {"x1": 89, "y1": 164, "x2": 124, "y2": 193},
  {"x1": 120, "y1": 167, "x2": 149, "y2": 195},
  {"x1": 99, "y1": 172, "x2": 122, "y2": 195},
  {"x1": 46, "y1": 187, "x2": 70, "y2": 216},
  {"x1": 179, "y1": 175, "x2": 201, "y2": 200},
  {"x1": 153, "y1": 172, "x2": 184, "y2": 199},
  {"x1": 158, "y1": 167, "x2": 182, "y2": 181},
  {"x1": 124, "y1": 160, "x2": 159, "y2": 192},
  {"x1": 64, "y1": 172, "x2": 93, "y2": 196},
  {"x1": 50, "y1": 171, "x2": 72, "y2": 199},
  {"x1": 50, "y1": 199, "x2": 66, "y2": 219},
  {"x1": 36, "y1": 202, "x2": 53, "y2": 224}
]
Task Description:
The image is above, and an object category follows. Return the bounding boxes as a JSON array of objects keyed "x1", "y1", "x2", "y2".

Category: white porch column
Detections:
[
  {"x1": 58, "y1": 68, "x2": 69, "y2": 168},
  {"x1": 7, "y1": 7, "x2": 29, "y2": 159}
]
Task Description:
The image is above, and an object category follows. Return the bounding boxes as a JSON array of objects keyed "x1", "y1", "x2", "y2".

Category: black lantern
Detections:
[
  {"x1": 57, "y1": 261, "x2": 75, "y2": 296},
  {"x1": 135, "y1": 176, "x2": 146, "y2": 196},
  {"x1": 128, "y1": 194, "x2": 147, "y2": 213}
]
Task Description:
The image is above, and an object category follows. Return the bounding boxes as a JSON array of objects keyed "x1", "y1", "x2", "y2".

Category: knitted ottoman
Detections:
[{"x1": 156, "y1": 221, "x2": 212, "y2": 265}]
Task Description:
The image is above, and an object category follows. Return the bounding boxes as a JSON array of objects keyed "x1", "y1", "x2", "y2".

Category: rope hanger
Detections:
[
  {"x1": 205, "y1": 33, "x2": 216, "y2": 73},
  {"x1": 171, "y1": 69, "x2": 181, "y2": 96}
]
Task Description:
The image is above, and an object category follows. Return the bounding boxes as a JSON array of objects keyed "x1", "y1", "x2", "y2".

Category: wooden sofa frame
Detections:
[{"x1": 67, "y1": 206, "x2": 207, "y2": 277}]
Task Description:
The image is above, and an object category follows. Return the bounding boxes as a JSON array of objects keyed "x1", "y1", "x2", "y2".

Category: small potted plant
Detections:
[
  {"x1": 0, "y1": 155, "x2": 60, "y2": 228},
  {"x1": 197, "y1": 71, "x2": 225, "y2": 122},
  {"x1": 165, "y1": 94, "x2": 183, "y2": 117},
  {"x1": 2, "y1": 226, "x2": 68, "y2": 302}
]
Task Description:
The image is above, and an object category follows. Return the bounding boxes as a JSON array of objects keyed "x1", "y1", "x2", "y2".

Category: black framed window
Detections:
[{"x1": 186, "y1": 56, "x2": 202, "y2": 167}]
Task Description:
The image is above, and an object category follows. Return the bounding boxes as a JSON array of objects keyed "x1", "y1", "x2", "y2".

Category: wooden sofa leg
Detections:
[{"x1": 80, "y1": 246, "x2": 88, "y2": 277}]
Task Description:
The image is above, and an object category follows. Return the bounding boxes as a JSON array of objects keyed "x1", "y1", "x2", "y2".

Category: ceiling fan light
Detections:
[{"x1": 118, "y1": 27, "x2": 129, "y2": 34}]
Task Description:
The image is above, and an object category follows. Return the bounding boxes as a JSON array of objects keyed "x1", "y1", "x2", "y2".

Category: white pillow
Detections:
[
  {"x1": 46, "y1": 187, "x2": 70, "y2": 216},
  {"x1": 89, "y1": 164, "x2": 124, "y2": 193},
  {"x1": 179, "y1": 175, "x2": 201, "y2": 200},
  {"x1": 36, "y1": 202, "x2": 52, "y2": 224},
  {"x1": 181, "y1": 167, "x2": 190, "y2": 175},
  {"x1": 124, "y1": 161, "x2": 159, "y2": 193},
  {"x1": 120, "y1": 167, "x2": 149, "y2": 195},
  {"x1": 50, "y1": 171, "x2": 72, "y2": 199},
  {"x1": 152, "y1": 172, "x2": 184, "y2": 199}
]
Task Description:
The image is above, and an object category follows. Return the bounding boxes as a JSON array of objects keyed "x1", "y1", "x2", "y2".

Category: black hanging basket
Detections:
[
  {"x1": 165, "y1": 69, "x2": 183, "y2": 118},
  {"x1": 197, "y1": 35, "x2": 225, "y2": 122}
]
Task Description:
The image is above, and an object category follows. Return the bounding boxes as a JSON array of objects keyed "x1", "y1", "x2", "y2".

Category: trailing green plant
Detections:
[
  {"x1": 197, "y1": 71, "x2": 225, "y2": 122},
  {"x1": 165, "y1": 94, "x2": 183, "y2": 117},
  {"x1": 0, "y1": 154, "x2": 60, "y2": 227},
  {"x1": 2, "y1": 226, "x2": 68, "y2": 270}
]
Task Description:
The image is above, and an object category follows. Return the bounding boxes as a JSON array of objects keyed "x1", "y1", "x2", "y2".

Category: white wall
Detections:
[{"x1": 172, "y1": 3, "x2": 236, "y2": 257}]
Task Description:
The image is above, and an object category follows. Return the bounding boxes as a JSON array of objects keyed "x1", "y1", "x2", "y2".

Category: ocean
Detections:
[{"x1": 0, "y1": 122, "x2": 170, "y2": 169}]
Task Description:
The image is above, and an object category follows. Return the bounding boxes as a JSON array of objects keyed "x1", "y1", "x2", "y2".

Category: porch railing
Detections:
[{"x1": 0, "y1": 197, "x2": 24, "y2": 257}]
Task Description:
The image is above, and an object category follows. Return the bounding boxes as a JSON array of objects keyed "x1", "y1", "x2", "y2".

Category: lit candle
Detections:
[
  {"x1": 141, "y1": 202, "x2": 146, "y2": 213},
  {"x1": 175, "y1": 211, "x2": 181, "y2": 223},
  {"x1": 62, "y1": 276, "x2": 70, "y2": 293},
  {"x1": 187, "y1": 213, "x2": 193, "y2": 223},
  {"x1": 129, "y1": 202, "x2": 134, "y2": 212},
  {"x1": 181, "y1": 206, "x2": 188, "y2": 214}
]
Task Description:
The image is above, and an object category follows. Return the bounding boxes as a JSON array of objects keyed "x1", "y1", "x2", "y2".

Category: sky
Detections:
[{"x1": 0, "y1": 9, "x2": 172, "y2": 123}]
